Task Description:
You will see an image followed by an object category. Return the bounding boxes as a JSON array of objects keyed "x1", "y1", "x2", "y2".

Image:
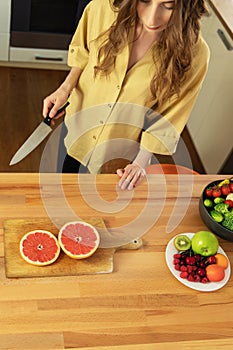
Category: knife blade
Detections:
[{"x1": 9, "y1": 101, "x2": 70, "y2": 166}]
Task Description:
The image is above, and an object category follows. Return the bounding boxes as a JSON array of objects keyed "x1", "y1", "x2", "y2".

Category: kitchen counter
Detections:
[
  {"x1": 209, "y1": 0, "x2": 233, "y2": 39},
  {"x1": 0, "y1": 173, "x2": 233, "y2": 349}
]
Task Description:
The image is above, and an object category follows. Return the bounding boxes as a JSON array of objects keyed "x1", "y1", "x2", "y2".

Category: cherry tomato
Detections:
[
  {"x1": 221, "y1": 184, "x2": 231, "y2": 196},
  {"x1": 224, "y1": 199, "x2": 233, "y2": 209},
  {"x1": 205, "y1": 187, "x2": 213, "y2": 197},
  {"x1": 229, "y1": 183, "x2": 233, "y2": 192},
  {"x1": 212, "y1": 187, "x2": 222, "y2": 197}
]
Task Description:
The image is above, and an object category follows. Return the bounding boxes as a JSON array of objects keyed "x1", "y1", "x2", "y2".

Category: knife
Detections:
[{"x1": 9, "y1": 101, "x2": 70, "y2": 166}]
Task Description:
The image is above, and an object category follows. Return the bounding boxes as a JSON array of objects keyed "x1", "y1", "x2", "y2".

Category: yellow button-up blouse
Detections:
[{"x1": 64, "y1": 0, "x2": 210, "y2": 173}]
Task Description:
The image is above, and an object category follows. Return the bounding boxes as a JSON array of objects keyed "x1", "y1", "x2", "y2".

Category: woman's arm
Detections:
[{"x1": 43, "y1": 66, "x2": 83, "y2": 120}]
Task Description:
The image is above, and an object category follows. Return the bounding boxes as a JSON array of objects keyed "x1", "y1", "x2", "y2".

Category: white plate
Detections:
[{"x1": 165, "y1": 233, "x2": 231, "y2": 292}]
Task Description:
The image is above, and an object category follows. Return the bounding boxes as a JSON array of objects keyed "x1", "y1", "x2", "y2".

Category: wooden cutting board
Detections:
[{"x1": 3, "y1": 218, "x2": 142, "y2": 278}]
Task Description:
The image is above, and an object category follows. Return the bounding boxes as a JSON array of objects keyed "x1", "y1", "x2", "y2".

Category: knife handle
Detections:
[{"x1": 44, "y1": 101, "x2": 70, "y2": 126}]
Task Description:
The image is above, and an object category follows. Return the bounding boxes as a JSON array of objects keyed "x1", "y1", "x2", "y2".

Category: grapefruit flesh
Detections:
[
  {"x1": 20, "y1": 230, "x2": 60, "y2": 266},
  {"x1": 58, "y1": 221, "x2": 100, "y2": 259}
]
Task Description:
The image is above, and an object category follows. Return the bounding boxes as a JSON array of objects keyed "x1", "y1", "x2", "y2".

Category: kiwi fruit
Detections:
[{"x1": 174, "y1": 235, "x2": 191, "y2": 251}]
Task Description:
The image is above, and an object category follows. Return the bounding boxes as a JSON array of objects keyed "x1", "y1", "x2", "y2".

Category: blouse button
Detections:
[
  {"x1": 93, "y1": 135, "x2": 97, "y2": 140},
  {"x1": 70, "y1": 49, "x2": 74, "y2": 53},
  {"x1": 100, "y1": 120, "x2": 104, "y2": 124}
]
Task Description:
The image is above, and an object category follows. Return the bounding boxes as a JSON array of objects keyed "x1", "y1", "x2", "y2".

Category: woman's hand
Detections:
[
  {"x1": 116, "y1": 163, "x2": 146, "y2": 190},
  {"x1": 43, "y1": 88, "x2": 70, "y2": 125},
  {"x1": 42, "y1": 67, "x2": 83, "y2": 124}
]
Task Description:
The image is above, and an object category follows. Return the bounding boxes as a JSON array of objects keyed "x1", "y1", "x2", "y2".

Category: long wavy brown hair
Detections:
[{"x1": 94, "y1": 0, "x2": 209, "y2": 107}]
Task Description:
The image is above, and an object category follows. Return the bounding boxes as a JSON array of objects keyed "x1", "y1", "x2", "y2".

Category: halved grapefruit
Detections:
[
  {"x1": 19, "y1": 230, "x2": 60, "y2": 266},
  {"x1": 58, "y1": 221, "x2": 100, "y2": 259}
]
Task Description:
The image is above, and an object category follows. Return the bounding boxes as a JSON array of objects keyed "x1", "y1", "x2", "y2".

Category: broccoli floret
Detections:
[
  {"x1": 224, "y1": 211, "x2": 233, "y2": 218},
  {"x1": 222, "y1": 215, "x2": 233, "y2": 231},
  {"x1": 214, "y1": 203, "x2": 229, "y2": 214}
]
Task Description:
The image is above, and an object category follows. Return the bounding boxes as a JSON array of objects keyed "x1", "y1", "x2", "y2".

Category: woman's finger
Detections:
[
  {"x1": 118, "y1": 164, "x2": 145, "y2": 190},
  {"x1": 127, "y1": 169, "x2": 145, "y2": 190}
]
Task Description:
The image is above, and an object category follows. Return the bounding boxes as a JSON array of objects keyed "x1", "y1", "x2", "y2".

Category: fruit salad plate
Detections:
[{"x1": 165, "y1": 233, "x2": 231, "y2": 292}]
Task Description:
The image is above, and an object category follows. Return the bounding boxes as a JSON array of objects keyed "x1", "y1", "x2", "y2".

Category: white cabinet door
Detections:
[
  {"x1": 187, "y1": 10, "x2": 233, "y2": 173},
  {"x1": 9, "y1": 47, "x2": 68, "y2": 65},
  {"x1": 0, "y1": 0, "x2": 11, "y2": 61}
]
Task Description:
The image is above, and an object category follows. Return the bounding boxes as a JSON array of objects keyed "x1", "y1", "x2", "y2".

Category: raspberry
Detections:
[
  {"x1": 187, "y1": 265, "x2": 193, "y2": 274},
  {"x1": 187, "y1": 274, "x2": 195, "y2": 282},
  {"x1": 201, "y1": 277, "x2": 209, "y2": 284},
  {"x1": 193, "y1": 275, "x2": 201, "y2": 282},
  {"x1": 172, "y1": 247, "x2": 211, "y2": 285},
  {"x1": 180, "y1": 265, "x2": 188, "y2": 272},
  {"x1": 173, "y1": 258, "x2": 180, "y2": 265},
  {"x1": 180, "y1": 271, "x2": 188, "y2": 279}
]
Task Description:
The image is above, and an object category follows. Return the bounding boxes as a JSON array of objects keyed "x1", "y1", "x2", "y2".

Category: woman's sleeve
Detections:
[
  {"x1": 67, "y1": 2, "x2": 93, "y2": 69},
  {"x1": 141, "y1": 38, "x2": 210, "y2": 155}
]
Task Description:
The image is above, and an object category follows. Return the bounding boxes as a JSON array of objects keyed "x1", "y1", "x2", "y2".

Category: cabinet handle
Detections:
[
  {"x1": 217, "y1": 29, "x2": 233, "y2": 51},
  {"x1": 35, "y1": 55, "x2": 64, "y2": 62}
]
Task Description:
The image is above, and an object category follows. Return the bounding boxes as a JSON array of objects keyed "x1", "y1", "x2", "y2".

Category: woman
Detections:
[{"x1": 43, "y1": 0, "x2": 210, "y2": 190}]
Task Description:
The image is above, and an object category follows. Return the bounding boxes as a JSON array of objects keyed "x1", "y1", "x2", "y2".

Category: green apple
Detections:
[{"x1": 191, "y1": 231, "x2": 219, "y2": 257}]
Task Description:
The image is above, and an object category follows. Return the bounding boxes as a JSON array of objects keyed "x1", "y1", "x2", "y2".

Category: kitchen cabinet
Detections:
[
  {"x1": 208, "y1": 0, "x2": 233, "y2": 40},
  {"x1": 187, "y1": 7, "x2": 233, "y2": 173},
  {"x1": 0, "y1": 0, "x2": 11, "y2": 61},
  {"x1": 9, "y1": 47, "x2": 68, "y2": 65}
]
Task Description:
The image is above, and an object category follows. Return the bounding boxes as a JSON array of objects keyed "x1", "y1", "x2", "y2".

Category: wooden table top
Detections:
[{"x1": 0, "y1": 173, "x2": 233, "y2": 350}]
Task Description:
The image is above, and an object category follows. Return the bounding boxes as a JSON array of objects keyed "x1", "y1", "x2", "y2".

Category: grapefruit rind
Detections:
[
  {"x1": 19, "y1": 230, "x2": 60, "y2": 266},
  {"x1": 58, "y1": 221, "x2": 100, "y2": 259}
]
